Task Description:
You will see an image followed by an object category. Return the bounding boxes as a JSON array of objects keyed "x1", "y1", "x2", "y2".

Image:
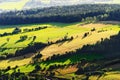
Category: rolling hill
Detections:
[
  {"x1": 0, "y1": 4, "x2": 119, "y2": 80},
  {"x1": 0, "y1": 21, "x2": 119, "y2": 79}
]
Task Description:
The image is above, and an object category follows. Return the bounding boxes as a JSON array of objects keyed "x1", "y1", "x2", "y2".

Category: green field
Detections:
[
  {"x1": 0, "y1": 22, "x2": 120, "y2": 79},
  {"x1": 0, "y1": 22, "x2": 120, "y2": 55}
]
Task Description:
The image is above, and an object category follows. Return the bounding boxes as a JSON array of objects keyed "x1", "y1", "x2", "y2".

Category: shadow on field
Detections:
[
  {"x1": 58, "y1": 42, "x2": 65, "y2": 47},
  {"x1": 15, "y1": 39, "x2": 26, "y2": 44},
  {"x1": 48, "y1": 22, "x2": 78, "y2": 27},
  {"x1": 7, "y1": 53, "x2": 34, "y2": 63},
  {"x1": 0, "y1": 43, "x2": 7, "y2": 52},
  {"x1": 0, "y1": 42, "x2": 7, "y2": 47}
]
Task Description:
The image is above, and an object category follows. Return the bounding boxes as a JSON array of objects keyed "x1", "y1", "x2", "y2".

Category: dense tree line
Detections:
[
  {"x1": 48, "y1": 35, "x2": 74, "y2": 45},
  {"x1": 15, "y1": 42, "x2": 47, "y2": 56},
  {"x1": 0, "y1": 42, "x2": 47, "y2": 59},
  {"x1": 0, "y1": 66, "x2": 67, "y2": 80},
  {"x1": 1, "y1": 4, "x2": 120, "y2": 25},
  {"x1": 80, "y1": 31, "x2": 120, "y2": 58},
  {"x1": 42, "y1": 31, "x2": 120, "y2": 72},
  {"x1": 0, "y1": 26, "x2": 47, "y2": 37}
]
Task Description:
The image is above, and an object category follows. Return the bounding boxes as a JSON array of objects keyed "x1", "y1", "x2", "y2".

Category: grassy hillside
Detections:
[
  {"x1": 0, "y1": 22, "x2": 119, "y2": 80},
  {"x1": 0, "y1": 22, "x2": 120, "y2": 55},
  {"x1": 0, "y1": 22, "x2": 120, "y2": 65}
]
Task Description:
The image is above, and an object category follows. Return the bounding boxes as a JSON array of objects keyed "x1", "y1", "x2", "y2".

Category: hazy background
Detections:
[{"x1": 0, "y1": 0, "x2": 119, "y2": 10}]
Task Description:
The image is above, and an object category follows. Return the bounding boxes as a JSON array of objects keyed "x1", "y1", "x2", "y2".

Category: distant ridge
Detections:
[
  {"x1": 0, "y1": 0, "x2": 119, "y2": 10},
  {"x1": 23, "y1": 0, "x2": 114, "y2": 9}
]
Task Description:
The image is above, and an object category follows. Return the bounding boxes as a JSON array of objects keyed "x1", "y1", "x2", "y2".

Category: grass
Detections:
[
  {"x1": 0, "y1": 22, "x2": 89, "y2": 55},
  {"x1": 10, "y1": 53, "x2": 103, "y2": 73},
  {"x1": 0, "y1": 56, "x2": 32, "y2": 69},
  {"x1": 0, "y1": 22, "x2": 120, "y2": 73},
  {"x1": 89, "y1": 71, "x2": 120, "y2": 80},
  {"x1": 4, "y1": 52, "x2": 103, "y2": 73}
]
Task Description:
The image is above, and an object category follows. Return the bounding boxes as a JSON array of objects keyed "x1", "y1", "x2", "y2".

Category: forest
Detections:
[{"x1": 1, "y1": 4, "x2": 120, "y2": 25}]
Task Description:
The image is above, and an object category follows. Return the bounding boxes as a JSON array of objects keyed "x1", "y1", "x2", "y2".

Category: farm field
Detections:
[
  {"x1": 0, "y1": 22, "x2": 119, "y2": 64},
  {"x1": 0, "y1": 22, "x2": 120, "y2": 55},
  {"x1": 0, "y1": 22, "x2": 120, "y2": 80}
]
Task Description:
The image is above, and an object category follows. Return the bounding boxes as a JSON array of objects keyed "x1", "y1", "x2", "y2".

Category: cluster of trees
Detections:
[
  {"x1": 0, "y1": 27, "x2": 21, "y2": 37},
  {"x1": 12, "y1": 27, "x2": 21, "y2": 34},
  {"x1": 0, "y1": 42, "x2": 47, "y2": 59},
  {"x1": 0, "y1": 4, "x2": 120, "y2": 25},
  {"x1": 48, "y1": 35, "x2": 74, "y2": 45},
  {"x1": 0, "y1": 67, "x2": 47, "y2": 80},
  {"x1": 80, "y1": 31, "x2": 120, "y2": 58},
  {"x1": 15, "y1": 42, "x2": 47, "y2": 56},
  {"x1": 0, "y1": 64, "x2": 66, "y2": 80},
  {"x1": 32, "y1": 53, "x2": 43, "y2": 63},
  {"x1": 0, "y1": 26, "x2": 47, "y2": 37},
  {"x1": 19, "y1": 35, "x2": 28, "y2": 42},
  {"x1": 23, "y1": 26, "x2": 47, "y2": 33},
  {"x1": 82, "y1": 28, "x2": 96, "y2": 38},
  {"x1": 0, "y1": 70, "x2": 28, "y2": 80}
]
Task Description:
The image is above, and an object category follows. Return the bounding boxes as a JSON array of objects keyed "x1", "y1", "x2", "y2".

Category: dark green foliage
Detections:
[
  {"x1": 19, "y1": 75, "x2": 28, "y2": 80},
  {"x1": 80, "y1": 31, "x2": 120, "y2": 58},
  {"x1": 0, "y1": 26, "x2": 47, "y2": 38},
  {"x1": 15, "y1": 35, "x2": 28, "y2": 44},
  {"x1": 1, "y1": 4, "x2": 120, "y2": 25},
  {"x1": 91, "y1": 28, "x2": 96, "y2": 32},
  {"x1": 0, "y1": 27, "x2": 21, "y2": 37},
  {"x1": 83, "y1": 32, "x2": 89, "y2": 38},
  {"x1": 15, "y1": 42, "x2": 47, "y2": 56},
  {"x1": 0, "y1": 55, "x2": 6, "y2": 60},
  {"x1": 6, "y1": 38, "x2": 10, "y2": 42},
  {"x1": 75, "y1": 67, "x2": 84, "y2": 75},
  {"x1": 34, "y1": 53, "x2": 42, "y2": 59},
  {"x1": 48, "y1": 35, "x2": 74, "y2": 45},
  {"x1": 0, "y1": 32, "x2": 12, "y2": 37},
  {"x1": 5, "y1": 66, "x2": 11, "y2": 71},
  {"x1": 23, "y1": 26, "x2": 47, "y2": 33},
  {"x1": 35, "y1": 65, "x2": 41, "y2": 71},
  {"x1": 12, "y1": 27, "x2": 21, "y2": 34}
]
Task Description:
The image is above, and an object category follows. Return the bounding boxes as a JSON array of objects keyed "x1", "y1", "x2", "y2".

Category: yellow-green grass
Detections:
[
  {"x1": 0, "y1": 53, "x2": 33, "y2": 69},
  {"x1": 5, "y1": 53, "x2": 103, "y2": 74},
  {"x1": 89, "y1": 71, "x2": 120, "y2": 80},
  {"x1": 0, "y1": 22, "x2": 119, "y2": 79},
  {"x1": 5, "y1": 59, "x2": 71, "y2": 74},
  {"x1": 56, "y1": 71, "x2": 120, "y2": 80},
  {"x1": 0, "y1": 23, "x2": 89, "y2": 54},
  {"x1": 0, "y1": 22, "x2": 120, "y2": 70},
  {"x1": 41, "y1": 24, "x2": 120, "y2": 59},
  {"x1": 7, "y1": 65, "x2": 35, "y2": 74}
]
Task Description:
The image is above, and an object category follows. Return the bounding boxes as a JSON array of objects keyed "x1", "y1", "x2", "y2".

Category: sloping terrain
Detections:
[
  {"x1": 0, "y1": 22, "x2": 119, "y2": 67},
  {"x1": 0, "y1": 22, "x2": 119, "y2": 80}
]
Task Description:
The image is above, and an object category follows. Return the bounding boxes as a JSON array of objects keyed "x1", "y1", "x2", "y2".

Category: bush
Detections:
[
  {"x1": 34, "y1": 53, "x2": 42, "y2": 59},
  {"x1": 35, "y1": 65, "x2": 41, "y2": 71},
  {"x1": 0, "y1": 55, "x2": 6, "y2": 60},
  {"x1": 5, "y1": 66, "x2": 11, "y2": 71},
  {"x1": 19, "y1": 75, "x2": 28, "y2": 80},
  {"x1": 12, "y1": 27, "x2": 21, "y2": 34}
]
